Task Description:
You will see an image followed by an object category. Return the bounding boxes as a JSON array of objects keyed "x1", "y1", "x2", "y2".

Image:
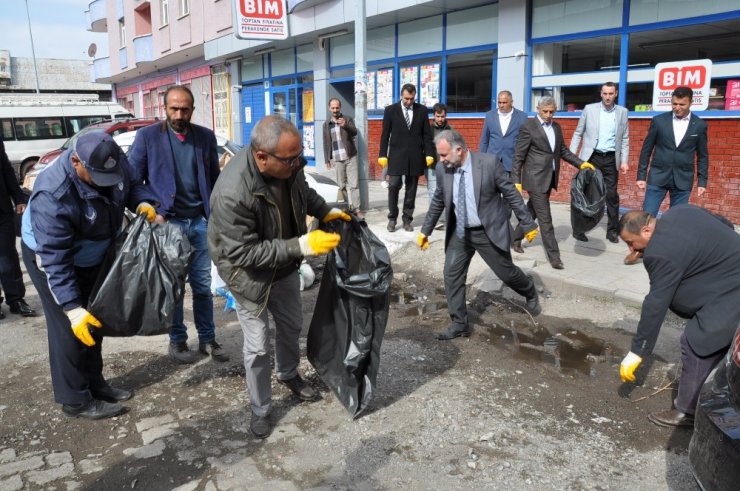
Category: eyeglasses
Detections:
[{"x1": 259, "y1": 148, "x2": 304, "y2": 167}]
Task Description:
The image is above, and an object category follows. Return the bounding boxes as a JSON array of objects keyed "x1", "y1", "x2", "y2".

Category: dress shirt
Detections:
[
  {"x1": 452, "y1": 152, "x2": 481, "y2": 228},
  {"x1": 537, "y1": 115, "x2": 556, "y2": 170},
  {"x1": 596, "y1": 103, "x2": 617, "y2": 152},
  {"x1": 498, "y1": 110, "x2": 513, "y2": 136},
  {"x1": 673, "y1": 112, "x2": 690, "y2": 147}
]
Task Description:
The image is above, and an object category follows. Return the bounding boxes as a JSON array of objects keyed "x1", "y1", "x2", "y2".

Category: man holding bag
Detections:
[{"x1": 21, "y1": 132, "x2": 156, "y2": 420}]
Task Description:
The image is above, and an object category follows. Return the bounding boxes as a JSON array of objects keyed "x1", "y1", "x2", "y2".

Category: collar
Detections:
[
  {"x1": 459, "y1": 151, "x2": 472, "y2": 173},
  {"x1": 536, "y1": 115, "x2": 551, "y2": 126},
  {"x1": 600, "y1": 103, "x2": 616, "y2": 113},
  {"x1": 498, "y1": 109, "x2": 513, "y2": 116},
  {"x1": 673, "y1": 112, "x2": 691, "y2": 121}
]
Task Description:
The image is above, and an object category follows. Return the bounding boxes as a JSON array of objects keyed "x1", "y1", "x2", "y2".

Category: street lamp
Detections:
[{"x1": 25, "y1": 0, "x2": 41, "y2": 94}]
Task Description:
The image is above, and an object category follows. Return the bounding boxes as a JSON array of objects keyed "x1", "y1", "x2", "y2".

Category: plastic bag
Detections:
[
  {"x1": 571, "y1": 167, "x2": 606, "y2": 235},
  {"x1": 307, "y1": 218, "x2": 393, "y2": 418},
  {"x1": 89, "y1": 214, "x2": 192, "y2": 337}
]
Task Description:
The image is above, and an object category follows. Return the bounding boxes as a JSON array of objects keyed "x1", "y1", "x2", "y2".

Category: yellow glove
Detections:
[
  {"x1": 580, "y1": 162, "x2": 595, "y2": 171},
  {"x1": 378, "y1": 157, "x2": 388, "y2": 168},
  {"x1": 619, "y1": 351, "x2": 643, "y2": 382},
  {"x1": 322, "y1": 208, "x2": 352, "y2": 223},
  {"x1": 515, "y1": 183, "x2": 523, "y2": 193},
  {"x1": 65, "y1": 307, "x2": 102, "y2": 347},
  {"x1": 417, "y1": 233, "x2": 429, "y2": 250},
  {"x1": 425, "y1": 156, "x2": 435, "y2": 167},
  {"x1": 136, "y1": 202, "x2": 156, "y2": 223},
  {"x1": 299, "y1": 230, "x2": 341, "y2": 256},
  {"x1": 524, "y1": 227, "x2": 539, "y2": 243}
]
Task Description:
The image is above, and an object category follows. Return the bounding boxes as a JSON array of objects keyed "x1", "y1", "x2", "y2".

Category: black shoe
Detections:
[
  {"x1": 403, "y1": 222, "x2": 413, "y2": 232},
  {"x1": 606, "y1": 231, "x2": 619, "y2": 244},
  {"x1": 62, "y1": 399, "x2": 125, "y2": 420},
  {"x1": 250, "y1": 411, "x2": 271, "y2": 439},
  {"x1": 91, "y1": 386, "x2": 133, "y2": 403},
  {"x1": 647, "y1": 409, "x2": 694, "y2": 428},
  {"x1": 168, "y1": 342, "x2": 198, "y2": 364},
  {"x1": 9, "y1": 299, "x2": 36, "y2": 317},
  {"x1": 511, "y1": 240, "x2": 524, "y2": 254},
  {"x1": 572, "y1": 232, "x2": 588, "y2": 242},
  {"x1": 387, "y1": 220, "x2": 396, "y2": 232},
  {"x1": 199, "y1": 340, "x2": 230, "y2": 362},
  {"x1": 550, "y1": 259, "x2": 564, "y2": 270},
  {"x1": 278, "y1": 375, "x2": 317, "y2": 401},
  {"x1": 436, "y1": 326, "x2": 471, "y2": 340},
  {"x1": 525, "y1": 292, "x2": 542, "y2": 316}
]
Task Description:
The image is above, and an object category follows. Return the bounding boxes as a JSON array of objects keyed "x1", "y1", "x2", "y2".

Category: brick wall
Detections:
[{"x1": 367, "y1": 117, "x2": 740, "y2": 224}]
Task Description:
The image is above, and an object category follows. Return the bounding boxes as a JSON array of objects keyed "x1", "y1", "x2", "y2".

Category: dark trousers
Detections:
[
  {"x1": 22, "y1": 242, "x2": 106, "y2": 406},
  {"x1": 513, "y1": 188, "x2": 559, "y2": 262},
  {"x1": 387, "y1": 174, "x2": 420, "y2": 224},
  {"x1": 444, "y1": 228, "x2": 536, "y2": 330},
  {"x1": 0, "y1": 215, "x2": 25, "y2": 305},
  {"x1": 589, "y1": 151, "x2": 619, "y2": 234},
  {"x1": 674, "y1": 331, "x2": 727, "y2": 415}
]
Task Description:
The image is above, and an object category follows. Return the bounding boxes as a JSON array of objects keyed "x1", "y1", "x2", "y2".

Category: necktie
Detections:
[
  {"x1": 405, "y1": 107, "x2": 411, "y2": 129},
  {"x1": 456, "y1": 169, "x2": 467, "y2": 239}
]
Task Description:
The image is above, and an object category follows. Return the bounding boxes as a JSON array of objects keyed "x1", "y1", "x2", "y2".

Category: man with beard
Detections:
[{"x1": 129, "y1": 85, "x2": 227, "y2": 364}]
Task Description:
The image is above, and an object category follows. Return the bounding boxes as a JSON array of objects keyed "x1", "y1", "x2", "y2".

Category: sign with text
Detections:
[
  {"x1": 234, "y1": 0, "x2": 289, "y2": 40},
  {"x1": 652, "y1": 59, "x2": 712, "y2": 111}
]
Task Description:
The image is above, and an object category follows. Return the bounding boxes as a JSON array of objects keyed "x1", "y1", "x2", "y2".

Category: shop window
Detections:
[
  {"x1": 397, "y1": 16, "x2": 442, "y2": 57},
  {"x1": 627, "y1": 78, "x2": 740, "y2": 112},
  {"x1": 629, "y1": 0, "x2": 739, "y2": 25},
  {"x1": 368, "y1": 26, "x2": 395, "y2": 62},
  {"x1": 446, "y1": 4, "x2": 498, "y2": 50},
  {"x1": 271, "y1": 49, "x2": 295, "y2": 77},
  {"x1": 241, "y1": 56, "x2": 264, "y2": 82},
  {"x1": 367, "y1": 67, "x2": 394, "y2": 112},
  {"x1": 532, "y1": 0, "x2": 623, "y2": 38},
  {"x1": 446, "y1": 51, "x2": 494, "y2": 113},
  {"x1": 296, "y1": 44, "x2": 312, "y2": 73},
  {"x1": 628, "y1": 19, "x2": 740, "y2": 67},
  {"x1": 399, "y1": 59, "x2": 441, "y2": 107},
  {"x1": 533, "y1": 35, "x2": 620, "y2": 76}
]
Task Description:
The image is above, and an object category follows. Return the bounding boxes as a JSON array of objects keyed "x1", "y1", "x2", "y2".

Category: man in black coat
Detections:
[
  {"x1": 618, "y1": 205, "x2": 740, "y2": 428},
  {"x1": 378, "y1": 83, "x2": 435, "y2": 233},
  {"x1": 417, "y1": 129, "x2": 540, "y2": 340},
  {"x1": 0, "y1": 134, "x2": 35, "y2": 319}
]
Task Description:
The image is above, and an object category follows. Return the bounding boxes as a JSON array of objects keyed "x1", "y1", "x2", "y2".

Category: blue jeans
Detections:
[
  {"x1": 642, "y1": 184, "x2": 690, "y2": 217},
  {"x1": 169, "y1": 216, "x2": 215, "y2": 345}
]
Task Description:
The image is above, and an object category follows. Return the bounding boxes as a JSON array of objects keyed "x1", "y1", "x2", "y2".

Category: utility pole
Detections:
[
  {"x1": 25, "y1": 0, "x2": 41, "y2": 94},
  {"x1": 354, "y1": 0, "x2": 369, "y2": 211}
]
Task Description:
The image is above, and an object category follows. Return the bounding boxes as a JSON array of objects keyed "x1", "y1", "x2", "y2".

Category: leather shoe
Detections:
[
  {"x1": 511, "y1": 240, "x2": 524, "y2": 254},
  {"x1": 62, "y1": 399, "x2": 125, "y2": 420},
  {"x1": 606, "y1": 231, "x2": 619, "y2": 244},
  {"x1": 403, "y1": 222, "x2": 413, "y2": 232},
  {"x1": 550, "y1": 259, "x2": 564, "y2": 270},
  {"x1": 250, "y1": 411, "x2": 271, "y2": 439},
  {"x1": 9, "y1": 299, "x2": 36, "y2": 317},
  {"x1": 387, "y1": 220, "x2": 396, "y2": 232},
  {"x1": 168, "y1": 342, "x2": 198, "y2": 364},
  {"x1": 624, "y1": 250, "x2": 643, "y2": 265},
  {"x1": 572, "y1": 232, "x2": 588, "y2": 242},
  {"x1": 278, "y1": 375, "x2": 317, "y2": 401},
  {"x1": 199, "y1": 340, "x2": 230, "y2": 362},
  {"x1": 91, "y1": 386, "x2": 133, "y2": 403},
  {"x1": 647, "y1": 409, "x2": 694, "y2": 428},
  {"x1": 436, "y1": 326, "x2": 471, "y2": 340},
  {"x1": 525, "y1": 292, "x2": 541, "y2": 316}
]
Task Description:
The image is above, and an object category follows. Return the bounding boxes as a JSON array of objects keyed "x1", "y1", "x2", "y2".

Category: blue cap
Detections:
[{"x1": 72, "y1": 132, "x2": 125, "y2": 187}]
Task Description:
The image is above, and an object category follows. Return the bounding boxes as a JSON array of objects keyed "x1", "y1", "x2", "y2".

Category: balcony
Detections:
[
  {"x1": 86, "y1": 0, "x2": 108, "y2": 32},
  {"x1": 133, "y1": 34, "x2": 154, "y2": 65},
  {"x1": 91, "y1": 57, "x2": 111, "y2": 81}
]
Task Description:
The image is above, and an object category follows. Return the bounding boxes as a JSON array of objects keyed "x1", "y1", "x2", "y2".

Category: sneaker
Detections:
[
  {"x1": 199, "y1": 340, "x2": 230, "y2": 362},
  {"x1": 250, "y1": 411, "x2": 271, "y2": 439},
  {"x1": 168, "y1": 342, "x2": 198, "y2": 364},
  {"x1": 278, "y1": 375, "x2": 317, "y2": 401}
]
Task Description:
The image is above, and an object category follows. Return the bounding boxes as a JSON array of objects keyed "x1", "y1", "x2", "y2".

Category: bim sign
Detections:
[
  {"x1": 234, "y1": 0, "x2": 289, "y2": 40},
  {"x1": 652, "y1": 59, "x2": 712, "y2": 111}
]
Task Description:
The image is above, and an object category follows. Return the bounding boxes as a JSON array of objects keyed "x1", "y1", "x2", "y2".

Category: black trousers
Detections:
[
  {"x1": 22, "y1": 242, "x2": 107, "y2": 406},
  {"x1": 513, "y1": 188, "x2": 559, "y2": 262},
  {"x1": 675, "y1": 331, "x2": 727, "y2": 415},
  {"x1": 0, "y1": 215, "x2": 25, "y2": 305},
  {"x1": 444, "y1": 228, "x2": 536, "y2": 330},
  {"x1": 387, "y1": 174, "x2": 420, "y2": 224},
  {"x1": 589, "y1": 151, "x2": 619, "y2": 235}
]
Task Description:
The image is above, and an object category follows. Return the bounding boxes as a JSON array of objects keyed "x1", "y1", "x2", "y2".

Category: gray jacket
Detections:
[{"x1": 208, "y1": 148, "x2": 332, "y2": 315}]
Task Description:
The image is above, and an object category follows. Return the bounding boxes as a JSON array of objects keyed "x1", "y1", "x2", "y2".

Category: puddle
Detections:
[
  {"x1": 484, "y1": 320, "x2": 614, "y2": 377},
  {"x1": 402, "y1": 303, "x2": 448, "y2": 317}
]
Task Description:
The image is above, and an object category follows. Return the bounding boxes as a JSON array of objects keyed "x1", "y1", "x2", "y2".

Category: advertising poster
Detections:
[
  {"x1": 401, "y1": 66, "x2": 418, "y2": 89},
  {"x1": 420, "y1": 63, "x2": 440, "y2": 107},
  {"x1": 302, "y1": 90, "x2": 314, "y2": 123},
  {"x1": 724, "y1": 80, "x2": 740, "y2": 111},
  {"x1": 303, "y1": 124, "x2": 315, "y2": 158},
  {"x1": 376, "y1": 69, "x2": 393, "y2": 108}
]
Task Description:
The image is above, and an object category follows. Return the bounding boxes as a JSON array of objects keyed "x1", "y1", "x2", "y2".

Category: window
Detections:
[
  {"x1": 629, "y1": 0, "x2": 739, "y2": 25},
  {"x1": 397, "y1": 16, "x2": 442, "y2": 57},
  {"x1": 179, "y1": 0, "x2": 189, "y2": 16},
  {"x1": 533, "y1": 35, "x2": 621, "y2": 76},
  {"x1": 532, "y1": 0, "x2": 623, "y2": 38},
  {"x1": 446, "y1": 51, "x2": 494, "y2": 113},
  {"x1": 161, "y1": 0, "x2": 169, "y2": 26},
  {"x1": 446, "y1": 4, "x2": 498, "y2": 50},
  {"x1": 119, "y1": 20, "x2": 126, "y2": 46}
]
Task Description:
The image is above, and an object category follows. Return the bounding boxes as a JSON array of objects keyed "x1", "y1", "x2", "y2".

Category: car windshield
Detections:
[{"x1": 62, "y1": 126, "x2": 105, "y2": 151}]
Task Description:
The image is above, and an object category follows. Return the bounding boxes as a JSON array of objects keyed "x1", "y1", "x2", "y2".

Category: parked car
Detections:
[
  {"x1": 688, "y1": 323, "x2": 740, "y2": 490},
  {"x1": 22, "y1": 118, "x2": 158, "y2": 190}
]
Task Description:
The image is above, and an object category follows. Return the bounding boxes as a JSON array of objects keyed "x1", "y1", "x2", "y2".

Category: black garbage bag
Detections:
[
  {"x1": 89, "y1": 214, "x2": 192, "y2": 337},
  {"x1": 571, "y1": 167, "x2": 606, "y2": 235},
  {"x1": 307, "y1": 218, "x2": 393, "y2": 418}
]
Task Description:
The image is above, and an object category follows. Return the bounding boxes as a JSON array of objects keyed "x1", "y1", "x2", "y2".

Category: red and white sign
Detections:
[
  {"x1": 652, "y1": 59, "x2": 712, "y2": 111},
  {"x1": 234, "y1": 0, "x2": 289, "y2": 40}
]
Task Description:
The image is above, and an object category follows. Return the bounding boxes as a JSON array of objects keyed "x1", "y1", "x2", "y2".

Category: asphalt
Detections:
[{"x1": 349, "y1": 176, "x2": 650, "y2": 308}]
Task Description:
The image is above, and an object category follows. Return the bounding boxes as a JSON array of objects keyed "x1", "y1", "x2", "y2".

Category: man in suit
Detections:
[
  {"x1": 629, "y1": 86, "x2": 709, "y2": 265},
  {"x1": 417, "y1": 129, "x2": 540, "y2": 340},
  {"x1": 479, "y1": 90, "x2": 528, "y2": 177},
  {"x1": 618, "y1": 206, "x2": 740, "y2": 428},
  {"x1": 569, "y1": 82, "x2": 630, "y2": 243},
  {"x1": 378, "y1": 83, "x2": 435, "y2": 232},
  {"x1": 511, "y1": 96, "x2": 593, "y2": 269},
  {"x1": 0, "y1": 134, "x2": 36, "y2": 319},
  {"x1": 322, "y1": 98, "x2": 361, "y2": 217},
  {"x1": 129, "y1": 85, "x2": 227, "y2": 364}
]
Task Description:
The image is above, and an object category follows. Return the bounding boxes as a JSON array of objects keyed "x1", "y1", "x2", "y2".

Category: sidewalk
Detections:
[{"x1": 351, "y1": 177, "x2": 650, "y2": 308}]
